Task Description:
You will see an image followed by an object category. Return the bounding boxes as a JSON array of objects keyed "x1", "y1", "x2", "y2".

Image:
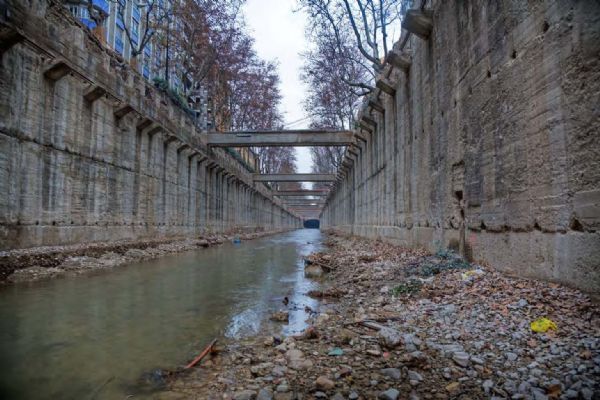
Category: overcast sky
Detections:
[{"x1": 243, "y1": 0, "x2": 313, "y2": 174}]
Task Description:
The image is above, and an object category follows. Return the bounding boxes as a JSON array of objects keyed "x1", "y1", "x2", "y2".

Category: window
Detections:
[
  {"x1": 116, "y1": 0, "x2": 126, "y2": 28},
  {"x1": 143, "y1": 65, "x2": 150, "y2": 79},
  {"x1": 144, "y1": 43, "x2": 152, "y2": 58},
  {"x1": 68, "y1": 5, "x2": 78, "y2": 17},
  {"x1": 132, "y1": 5, "x2": 141, "y2": 21},
  {"x1": 154, "y1": 47, "x2": 161, "y2": 69},
  {"x1": 115, "y1": 25, "x2": 124, "y2": 55},
  {"x1": 131, "y1": 19, "x2": 139, "y2": 45}
]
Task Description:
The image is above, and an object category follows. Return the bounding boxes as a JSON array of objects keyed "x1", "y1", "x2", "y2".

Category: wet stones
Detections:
[
  {"x1": 270, "y1": 311, "x2": 289, "y2": 322},
  {"x1": 304, "y1": 264, "x2": 324, "y2": 278}
]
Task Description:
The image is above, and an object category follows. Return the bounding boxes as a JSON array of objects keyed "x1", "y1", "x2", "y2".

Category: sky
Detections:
[{"x1": 243, "y1": 0, "x2": 313, "y2": 174}]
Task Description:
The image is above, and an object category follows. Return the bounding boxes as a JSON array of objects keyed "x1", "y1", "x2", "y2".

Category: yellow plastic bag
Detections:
[
  {"x1": 461, "y1": 269, "x2": 484, "y2": 281},
  {"x1": 530, "y1": 317, "x2": 557, "y2": 333}
]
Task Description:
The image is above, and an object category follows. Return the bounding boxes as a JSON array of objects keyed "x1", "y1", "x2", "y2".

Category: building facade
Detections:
[{"x1": 62, "y1": 0, "x2": 259, "y2": 170}]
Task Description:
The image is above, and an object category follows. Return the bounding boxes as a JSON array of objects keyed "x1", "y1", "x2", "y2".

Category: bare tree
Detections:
[
  {"x1": 169, "y1": 0, "x2": 245, "y2": 88},
  {"x1": 110, "y1": 0, "x2": 171, "y2": 59},
  {"x1": 299, "y1": 0, "x2": 407, "y2": 92}
]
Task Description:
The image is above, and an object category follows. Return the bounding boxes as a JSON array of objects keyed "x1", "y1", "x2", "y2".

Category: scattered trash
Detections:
[
  {"x1": 530, "y1": 317, "x2": 558, "y2": 333},
  {"x1": 185, "y1": 338, "x2": 217, "y2": 369},
  {"x1": 232, "y1": 237, "x2": 241, "y2": 244},
  {"x1": 461, "y1": 269, "x2": 485, "y2": 281},
  {"x1": 327, "y1": 347, "x2": 344, "y2": 356}
]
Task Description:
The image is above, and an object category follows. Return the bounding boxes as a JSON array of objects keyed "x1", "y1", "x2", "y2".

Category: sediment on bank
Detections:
[
  {"x1": 0, "y1": 229, "x2": 291, "y2": 283},
  {"x1": 162, "y1": 233, "x2": 599, "y2": 400}
]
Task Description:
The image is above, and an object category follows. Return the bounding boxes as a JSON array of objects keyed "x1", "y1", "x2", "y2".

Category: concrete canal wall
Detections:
[
  {"x1": 0, "y1": 0, "x2": 300, "y2": 250},
  {"x1": 321, "y1": 0, "x2": 600, "y2": 292}
]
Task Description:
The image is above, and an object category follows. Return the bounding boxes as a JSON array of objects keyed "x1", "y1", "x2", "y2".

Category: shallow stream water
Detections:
[{"x1": 0, "y1": 229, "x2": 322, "y2": 399}]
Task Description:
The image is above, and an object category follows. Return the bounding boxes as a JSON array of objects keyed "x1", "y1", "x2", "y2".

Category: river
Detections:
[{"x1": 0, "y1": 229, "x2": 323, "y2": 399}]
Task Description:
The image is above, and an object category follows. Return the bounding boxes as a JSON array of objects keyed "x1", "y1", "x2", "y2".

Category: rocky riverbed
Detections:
[
  {"x1": 162, "y1": 233, "x2": 599, "y2": 400},
  {"x1": 1, "y1": 229, "x2": 290, "y2": 283}
]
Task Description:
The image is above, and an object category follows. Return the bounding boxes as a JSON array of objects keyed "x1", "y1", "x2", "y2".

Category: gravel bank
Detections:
[
  {"x1": 0, "y1": 229, "x2": 291, "y2": 284},
  {"x1": 161, "y1": 233, "x2": 599, "y2": 400}
]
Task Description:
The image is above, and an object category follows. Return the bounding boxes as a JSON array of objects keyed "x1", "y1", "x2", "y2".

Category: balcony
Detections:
[{"x1": 92, "y1": 0, "x2": 109, "y2": 14}]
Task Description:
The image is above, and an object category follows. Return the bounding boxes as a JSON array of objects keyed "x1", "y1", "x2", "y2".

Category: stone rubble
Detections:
[{"x1": 161, "y1": 234, "x2": 599, "y2": 400}]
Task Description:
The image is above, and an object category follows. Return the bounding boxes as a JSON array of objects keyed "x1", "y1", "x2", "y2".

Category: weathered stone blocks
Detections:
[
  {"x1": 0, "y1": 0, "x2": 300, "y2": 250},
  {"x1": 322, "y1": 0, "x2": 600, "y2": 292}
]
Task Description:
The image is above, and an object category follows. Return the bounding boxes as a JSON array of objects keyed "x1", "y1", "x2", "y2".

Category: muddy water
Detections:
[{"x1": 0, "y1": 229, "x2": 322, "y2": 399}]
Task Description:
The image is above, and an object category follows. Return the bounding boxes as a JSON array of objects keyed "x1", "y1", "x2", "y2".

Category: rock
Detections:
[
  {"x1": 316, "y1": 313, "x2": 330, "y2": 324},
  {"x1": 482, "y1": 379, "x2": 494, "y2": 394},
  {"x1": 408, "y1": 370, "x2": 423, "y2": 384},
  {"x1": 403, "y1": 334, "x2": 422, "y2": 351},
  {"x1": 516, "y1": 299, "x2": 528, "y2": 308},
  {"x1": 256, "y1": 388, "x2": 273, "y2": 400},
  {"x1": 504, "y1": 379, "x2": 517, "y2": 394},
  {"x1": 289, "y1": 358, "x2": 313, "y2": 370},
  {"x1": 471, "y1": 356, "x2": 484, "y2": 365},
  {"x1": 285, "y1": 349, "x2": 304, "y2": 361},
  {"x1": 381, "y1": 368, "x2": 402, "y2": 380},
  {"x1": 349, "y1": 393, "x2": 359, "y2": 400},
  {"x1": 367, "y1": 348, "x2": 382, "y2": 356},
  {"x1": 314, "y1": 392, "x2": 327, "y2": 398},
  {"x1": 315, "y1": 376, "x2": 335, "y2": 391},
  {"x1": 276, "y1": 384, "x2": 289, "y2": 393},
  {"x1": 581, "y1": 388, "x2": 593, "y2": 400},
  {"x1": 331, "y1": 393, "x2": 345, "y2": 400},
  {"x1": 250, "y1": 362, "x2": 274, "y2": 376},
  {"x1": 233, "y1": 390, "x2": 257, "y2": 400},
  {"x1": 446, "y1": 382, "x2": 460, "y2": 393},
  {"x1": 275, "y1": 343, "x2": 287, "y2": 352},
  {"x1": 124, "y1": 248, "x2": 146, "y2": 259},
  {"x1": 378, "y1": 327, "x2": 403, "y2": 348},
  {"x1": 296, "y1": 326, "x2": 319, "y2": 340},
  {"x1": 270, "y1": 311, "x2": 289, "y2": 322},
  {"x1": 378, "y1": 388, "x2": 400, "y2": 400},
  {"x1": 505, "y1": 352, "x2": 518, "y2": 362},
  {"x1": 452, "y1": 352, "x2": 470, "y2": 367},
  {"x1": 440, "y1": 304, "x2": 456, "y2": 316},
  {"x1": 532, "y1": 390, "x2": 548, "y2": 400},
  {"x1": 403, "y1": 351, "x2": 429, "y2": 368},
  {"x1": 272, "y1": 365, "x2": 287, "y2": 377},
  {"x1": 565, "y1": 390, "x2": 578, "y2": 399},
  {"x1": 304, "y1": 264, "x2": 324, "y2": 278}
]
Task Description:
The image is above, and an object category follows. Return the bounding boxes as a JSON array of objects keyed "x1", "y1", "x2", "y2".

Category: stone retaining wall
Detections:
[
  {"x1": 0, "y1": 0, "x2": 301, "y2": 250},
  {"x1": 321, "y1": 0, "x2": 600, "y2": 292}
]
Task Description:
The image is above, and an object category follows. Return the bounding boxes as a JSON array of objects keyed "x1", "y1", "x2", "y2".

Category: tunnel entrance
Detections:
[{"x1": 303, "y1": 219, "x2": 320, "y2": 229}]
